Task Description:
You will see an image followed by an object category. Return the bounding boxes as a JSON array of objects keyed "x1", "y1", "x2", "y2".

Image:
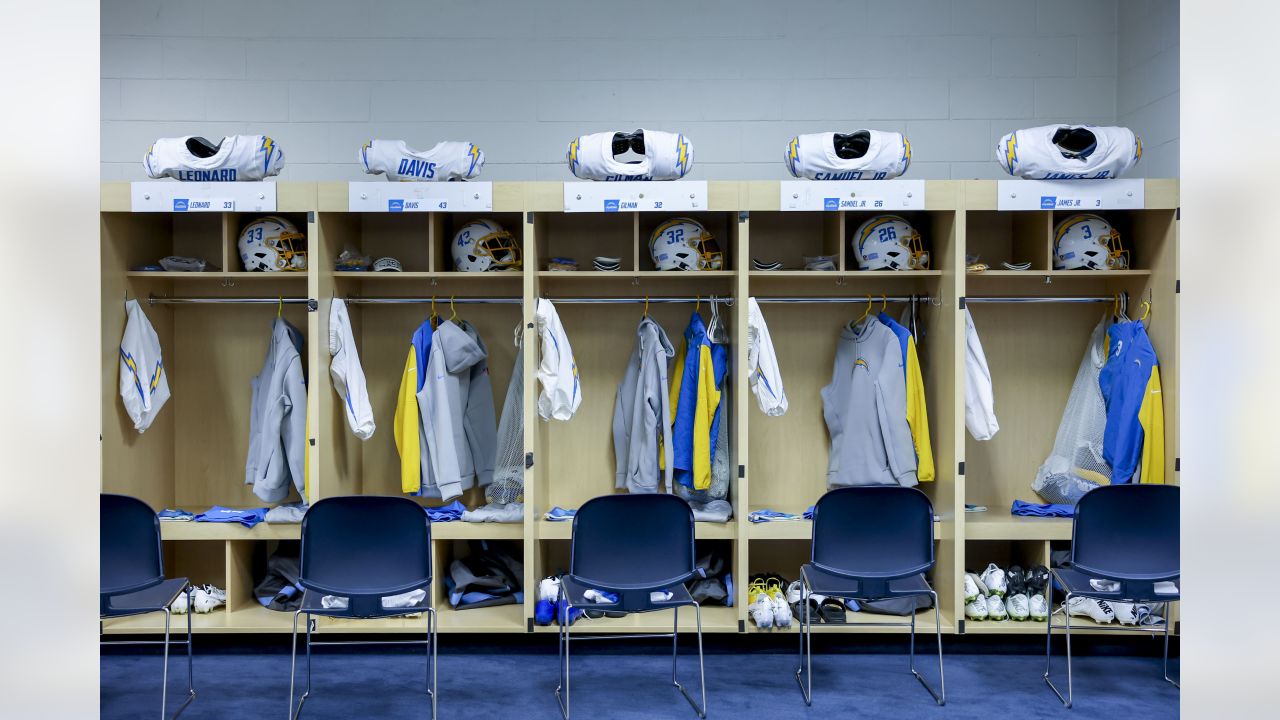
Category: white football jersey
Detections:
[
  {"x1": 784, "y1": 131, "x2": 911, "y2": 180},
  {"x1": 997, "y1": 125, "x2": 1142, "y2": 180},
  {"x1": 567, "y1": 130, "x2": 693, "y2": 181},
  {"x1": 359, "y1": 140, "x2": 484, "y2": 181},
  {"x1": 143, "y1": 135, "x2": 284, "y2": 181}
]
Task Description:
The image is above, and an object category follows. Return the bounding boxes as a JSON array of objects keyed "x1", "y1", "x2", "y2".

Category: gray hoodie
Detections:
[
  {"x1": 246, "y1": 317, "x2": 308, "y2": 503},
  {"x1": 613, "y1": 317, "x2": 676, "y2": 493},
  {"x1": 820, "y1": 318, "x2": 918, "y2": 487},
  {"x1": 418, "y1": 320, "x2": 494, "y2": 500}
]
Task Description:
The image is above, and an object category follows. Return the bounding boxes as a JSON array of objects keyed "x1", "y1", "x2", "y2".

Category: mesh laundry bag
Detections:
[
  {"x1": 1032, "y1": 315, "x2": 1112, "y2": 504},
  {"x1": 487, "y1": 346, "x2": 525, "y2": 505}
]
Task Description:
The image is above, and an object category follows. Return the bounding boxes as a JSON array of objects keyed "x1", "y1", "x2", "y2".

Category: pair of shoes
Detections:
[
  {"x1": 965, "y1": 564, "x2": 1049, "y2": 622},
  {"x1": 170, "y1": 585, "x2": 226, "y2": 615},
  {"x1": 747, "y1": 579, "x2": 793, "y2": 629},
  {"x1": 1059, "y1": 596, "x2": 1116, "y2": 624}
]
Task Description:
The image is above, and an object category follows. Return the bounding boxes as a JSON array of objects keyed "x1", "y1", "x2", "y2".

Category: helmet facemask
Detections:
[
  {"x1": 275, "y1": 231, "x2": 308, "y2": 271},
  {"x1": 473, "y1": 230, "x2": 522, "y2": 271},
  {"x1": 696, "y1": 230, "x2": 723, "y2": 270}
]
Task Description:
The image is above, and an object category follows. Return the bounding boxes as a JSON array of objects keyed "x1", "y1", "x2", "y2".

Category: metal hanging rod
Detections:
[
  {"x1": 754, "y1": 296, "x2": 933, "y2": 305},
  {"x1": 965, "y1": 296, "x2": 1117, "y2": 304},
  {"x1": 343, "y1": 297, "x2": 522, "y2": 305},
  {"x1": 148, "y1": 295, "x2": 317, "y2": 311}
]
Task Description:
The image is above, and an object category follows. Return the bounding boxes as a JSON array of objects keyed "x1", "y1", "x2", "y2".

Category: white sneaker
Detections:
[
  {"x1": 1006, "y1": 593, "x2": 1030, "y2": 621},
  {"x1": 1064, "y1": 596, "x2": 1115, "y2": 624},
  {"x1": 748, "y1": 581, "x2": 774, "y2": 629},
  {"x1": 963, "y1": 573, "x2": 981, "y2": 603},
  {"x1": 785, "y1": 580, "x2": 805, "y2": 605},
  {"x1": 768, "y1": 584, "x2": 793, "y2": 629},
  {"x1": 986, "y1": 595, "x2": 1008, "y2": 621},
  {"x1": 1029, "y1": 593, "x2": 1049, "y2": 621},
  {"x1": 169, "y1": 588, "x2": 189, "y2": 615},
  {"x1": 193, "y1": 585, "x2": 226, "y2": 614},
  {"x1": 1111, "y1": 601, "x2": 1140, "y2": 625},
  {"x1": 980, "y1": 563, "x2": 1007, "y2": 597},
  {"x1": 965, "y1": 595, "x2": 989, "y2": 620}
]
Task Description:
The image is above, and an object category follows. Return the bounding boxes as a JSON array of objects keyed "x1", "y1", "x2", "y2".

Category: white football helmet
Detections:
[
  {"x1": 238, "y1": 216, "x2": 306, "y2": 272},
  {"x1": 648, "y1": 218, "x2": 722, "y2": 271},
  {"x1": 852, "y1": 215, "x2": 929, "y2": 271},
  {"x1": 372, "y1": 256, "x2": 403, "y2": 272},
  {"x1": 452, "y1": 219, "x2": 521, "y2": 272},
  {"x1": 1054, "y1": 214, "x2": 1128, "y2": 270}
]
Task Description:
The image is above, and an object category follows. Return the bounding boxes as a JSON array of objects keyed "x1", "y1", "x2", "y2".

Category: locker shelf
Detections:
[
  {"x1": 532, "y1": 605, "x2": 739, "y2": 634},
  {"x1": 538, "y1": 519, "x2": 735, "y2": 541},
  {"x1": 749, "y1": 609, "x2": 954, "y2": 634},
  {"x1": 159, "y1": 520, "x2": 300, "y2": 541},
  {"x1": 964, "y1": 515, "x2": 1072, "y2": 541}
]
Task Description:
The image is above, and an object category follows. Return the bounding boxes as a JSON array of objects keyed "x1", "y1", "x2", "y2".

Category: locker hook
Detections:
[
  {"x1": 880, "y1": 294, "x2": 887, "y2": 314},
  {"x1": 1140, "y1": 299, "x2": 1151, "y2": 322},
  {"x1": 449, "y1": 295, "x2": 458, "y2": 322}
]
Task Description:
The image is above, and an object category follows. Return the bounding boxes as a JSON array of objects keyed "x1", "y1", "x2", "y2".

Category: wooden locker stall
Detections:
[{"x1": 738, "y1": 181, "x2": 962, "y2": 634}]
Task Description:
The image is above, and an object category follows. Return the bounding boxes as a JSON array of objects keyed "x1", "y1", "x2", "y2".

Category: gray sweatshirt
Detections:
[
  {"x1": 418, "y1": 320, "x2": 493, "y2": 500},
  {"x1": 246, "y1": 317, "x2": 308, "y2": 503},
  {"x1": 820, "y1": 318, "x2": 918, "y2": 487},
  {"x1": 613, "y1": 317, "x2": 676, "y2": 493}
]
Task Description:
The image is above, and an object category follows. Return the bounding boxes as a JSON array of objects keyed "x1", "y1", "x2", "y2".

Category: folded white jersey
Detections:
[
  {"x1": 567, "y1": 130, "x2": 693, "y2": 181},
  {"x1": 784, "y1": 131, "x2": 911, "y2": 180},
  {"x1": 143, "y1": 135, "x2": 284, "y2": 181},
  {"x1": 997, "y1": 125, "x2": 1141, "y2": 180},
  {"x1": 359, "y1": 140, "x2": 484, "y2": 181},
  {"x1": 119, "y1": 299, "x2": 170, "y2": 433}
]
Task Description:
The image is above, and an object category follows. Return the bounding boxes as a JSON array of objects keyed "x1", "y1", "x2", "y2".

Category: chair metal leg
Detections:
[
  {"x1": 908, "y1": 591, "x2": 945, "y2": 705},
  {"x1": 671, "y1": 602, "x2": 707, "y2": 718},
  {"x1": 425, "y1": 604, "x2": 438, "y2": 720},
  {"x1": 289, "y1": 610, "x2": 310, "y2": 720},
  {"x1": 794, "y1": 568, "x2": 813, "y2": 706},
  {"x1": 554, "y1": 584, "x2": 571, "y2": 720},
  {"x1": 1163, "y1": 611, "x2": 1179, "y2": 689},
  {"x1": 180, "y1": 586, "x2": 195, "y2": 715},
  {"x1": 160, "y1": 607, "x2": 170, "y2": 720},
  {"x1": 1044, "y1": 585, "x2": 1074, "y2": 708}
]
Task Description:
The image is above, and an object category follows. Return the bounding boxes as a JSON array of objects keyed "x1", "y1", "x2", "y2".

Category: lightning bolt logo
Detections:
[
  {"x1": 901, "y1": 137, "x2": 912, "y2": 171},
  {"x1": 1004, "y1": 133, "x2": 1018, "y2": 173},
  {"x1": 467, "y1": 144, "x2": 482, "y2": 177},
  {"x1": 149, "y1": 361, "x2": 164, "y2": 391},
  {"x1": 1134, "y1": 136, "x2": 1143, "y2": 161},
  {"x1": 568, "y1": 137, "x2": 580, "y2": 173},
  {"x1": 786, "y1": 136, "x2": 800, "y2": 176},
  {"x1": 361, "y1": 140, "x2": 371, "y2": 170},
  {"x1": 676, "y1": 134, "x2": 690, "y2": 175},
  {"x1": 261, "y1": 136, "x2": 276, "y2": 173}
]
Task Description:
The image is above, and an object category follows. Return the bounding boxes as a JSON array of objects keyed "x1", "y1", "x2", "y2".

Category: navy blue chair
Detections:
[
  {"x1": 1045, "y1": 484, "x2": 1179, "y2": 707},
  {"x1": 555, "y1": 494, "x2": 706, "y2": 719},
  {"x1": 796, "y1": 487, "x2": 944, "y2": 706},
  {"x1": 100, "y1": 493, "x2": 196, "y2": 719},
  {"x1": 289, "y1": 496, "x2": 436, "y2": 719}
]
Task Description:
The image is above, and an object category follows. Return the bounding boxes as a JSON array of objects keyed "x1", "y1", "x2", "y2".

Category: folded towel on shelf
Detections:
[
  {"x1": 747, "y1": 509, "x2": 802, "y2": 523},
  {"x1": 1011, "y1": 500, "x2": 1074, "y2": 518},
  {"x1": 462, "y1": 502, "x2": 524, "y2": 523},
  {"x1": 689, "y1": 499, "x2": 733, "y2": 523},
  {"x1": 265, "y1": 502, "x2": 307, "y2": 524},
  {"x1": 158, "y1": 508, "x2": 195, "y2": 522},
  {"x1": 194, "y1": 506, "x2": 267, "y2": 528},
  {"x1": 425, "y1": 500, "x2": 467, "y2": 523}
]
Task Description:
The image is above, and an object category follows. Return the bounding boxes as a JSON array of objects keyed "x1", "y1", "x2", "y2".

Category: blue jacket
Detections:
[{"x1": 1099, "y1": 320, "x2": 1162, "y2": 483}]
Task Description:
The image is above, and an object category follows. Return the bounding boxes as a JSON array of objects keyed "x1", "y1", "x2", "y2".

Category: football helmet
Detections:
[
  {"x1": 852, "y1": 215, "x2": 929, "y2": 271},
  {"x1": 648, "y1": 218, "x2": 722, "y2": 271},
  {"x1": 372, "y1": 256, "x2": 403, "y2": 272},
  {"x1": 1053, "y1": 214, "x2": 1128, "y2": 270},
  {"x1": 238, "y1": 216, "x2": 306, "y2": 272},
  {"x1": 452, "y1": 219, "x2": 521, "y2": 272}
]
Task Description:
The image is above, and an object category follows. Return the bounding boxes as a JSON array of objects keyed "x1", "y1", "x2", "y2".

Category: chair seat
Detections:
[
  {"x1": 561, "y1": 574, "x2": 696, "y2": 613},
  {"x1": 1053, "y1": 566, "x2": 1180, "y2": 603},
  {"x1": 802, "y1": 564, "x2": 933, "y2": 600},
  {"x1": 102, "y1": 577, "x2": 189, "y2": 618},
  {"x1": 298, "y1": 586, "x2": 432, "y2": 619}
]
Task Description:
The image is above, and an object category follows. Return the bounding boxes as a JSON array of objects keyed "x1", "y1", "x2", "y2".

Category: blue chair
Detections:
[
  {"x1": 555, "y1": 494, "x2": 706, "y2": 719},
  {"x1": 795, "y1": 486, "x2": 944, "y2": 706},
  {"x1": 100, "y1": 493, "x2": 196, "y2": 719},
  {"x1": 289, "y1": 496, "x2": 437, "y2": 719},
  {"x1": 1044, "y1": 484, "x2": 1179, "y2": 707}
]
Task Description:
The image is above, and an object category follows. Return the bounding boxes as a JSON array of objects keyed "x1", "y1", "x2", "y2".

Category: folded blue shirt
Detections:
[
  {"x1": 544, "y1": 507, "x2": 576, "y2": 522},
  {"x1": 158, "y1": 508, "x2": 195, "y2": 521},
  {"x1": 747, "y1": 509, "x2": 801, "y2": 523},
  {"x1": 1011, "y1": 500, "x2": 1074, "y2": 518},
  {"x1": 193, "y1": 506, "x2": 267, "y2": 528},
  {"x1": 425, "y1": 500, "x2": 467, "y2": 523}
]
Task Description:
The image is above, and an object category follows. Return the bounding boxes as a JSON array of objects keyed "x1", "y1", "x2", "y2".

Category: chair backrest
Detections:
[
  {"x1": 1072, "y1": 484, "x2": 1179, "y2": 581},
  {"x1": 810, "y1": 486, "x2": 935, "y2": 579},
  {"x1": 299, "y1": 496, "x2": 432, "y2": 604},
  {"x1": 101, "y1": 494, "x2": 167, "y2": 596},
  {"x1": 570, "y1": 494, "x2": 696, "y2": 590}
]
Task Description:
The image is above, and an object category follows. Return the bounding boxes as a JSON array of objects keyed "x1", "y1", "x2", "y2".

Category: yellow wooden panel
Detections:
[{"x1": 317, "y1": 181, "x2": 349, "y2": 211}]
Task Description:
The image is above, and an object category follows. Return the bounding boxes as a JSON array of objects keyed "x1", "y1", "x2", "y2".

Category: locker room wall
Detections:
[
  {"x1": 1116, "y1": 0, "x2": 1180, "y2": 179},
  {"x1": 101, "y1": 0, "x2": 1176, "y2": 181}
]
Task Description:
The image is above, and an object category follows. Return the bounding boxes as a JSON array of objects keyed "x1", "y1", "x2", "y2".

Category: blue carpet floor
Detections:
[{"x1": 102, "y1": 642, "x2": 1178, "y2": 719}]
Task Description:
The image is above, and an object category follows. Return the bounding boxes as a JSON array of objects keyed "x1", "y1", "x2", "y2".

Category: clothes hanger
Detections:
[
  {"x1": 449, "y1": 295, "x2": 459, "y2": 324},
  {"x1": 429, "y1": 295, "x2": 440, "y2": 328},
  {"x1": 1140, "y1": 299, "x2": 1152, "y2": 323},
  {"x1": 643, "y1": 294, "x2": 649, "y2": 319},
  {"x1": 277, "y1": 294, "x2": 283, "y2": 319},
  {"x1": 850, "y1": 294, "x2": 872, "y2": 330},
  {"x1": 880, "y1": 294, "x2": 887, "y2": 315}
]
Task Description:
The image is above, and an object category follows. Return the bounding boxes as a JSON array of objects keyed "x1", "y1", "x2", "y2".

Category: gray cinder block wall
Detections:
[{"x1": 101, "y1": 0, "x2": 1178, "y2": 181}]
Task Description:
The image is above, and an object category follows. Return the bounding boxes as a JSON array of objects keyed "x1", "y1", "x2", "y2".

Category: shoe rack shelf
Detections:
[{"x1": 99, "y1": 179, "x2": 1178, "y2": 636}]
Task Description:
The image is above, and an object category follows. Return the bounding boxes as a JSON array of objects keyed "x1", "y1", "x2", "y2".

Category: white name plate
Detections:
[
  {"x1": 996, "y1": 179, "x2": 1144, "y2": 211},
  {"x1": 780, "y1": 180, "x2": 925, "y2": 212},
  {"x1": 348, "y1": 182, "x2": 493, "y2": 212},
  {"x1": 563, "y1": 181, "x2": 707, "y2": 213},
  {"x1": 131, "y1": 181, "x2": 275, "y2": 213}
]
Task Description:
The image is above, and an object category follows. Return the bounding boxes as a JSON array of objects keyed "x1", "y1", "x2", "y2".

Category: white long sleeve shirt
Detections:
[
  {"x1": 328, "y1": 299, "x2": 374, "y2": 440},
  {"x1": 746, "y1": 298, "x2": 787, "y2": 416},
  {"x1": 119, "y1": 299, "x2": 171, "y2": 433},
  {"x1": 964, "y1": 309, "x2": 999, "y2": 441},
  {"x1": 536, "y1": 299, "x2": 581, "y2": 421}
]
